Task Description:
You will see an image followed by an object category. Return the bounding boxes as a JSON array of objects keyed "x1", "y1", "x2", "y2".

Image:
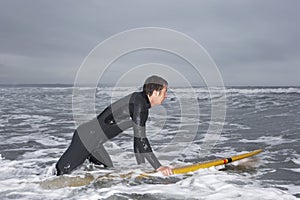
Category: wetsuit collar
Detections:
[{"x1": 141, "y1": 91, "x2": 151, "y2": 109}]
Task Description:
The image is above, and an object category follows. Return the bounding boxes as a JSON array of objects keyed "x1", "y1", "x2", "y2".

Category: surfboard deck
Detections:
[
  {"x1": 171, "y1": 149, "x2": 263, "y2": 174},
  {"x1": 137, "y1": 149, "x2": 263, "y2": 178}
]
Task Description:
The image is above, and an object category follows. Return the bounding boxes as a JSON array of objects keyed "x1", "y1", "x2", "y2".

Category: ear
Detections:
[{"x1": 153, "y1": 90, "x2": 159, "y2": 96}]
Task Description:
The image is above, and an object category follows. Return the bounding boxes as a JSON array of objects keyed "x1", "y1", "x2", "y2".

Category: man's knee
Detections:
[{"x1": 55, "y1": 162, "x2": 71, "y2": 176}]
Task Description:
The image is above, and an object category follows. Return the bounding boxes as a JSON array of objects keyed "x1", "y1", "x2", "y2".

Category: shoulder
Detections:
[
  {"x1": 130, "y1": 92, "x2": 145, "y2": 104},
  {"x1": 129, "y1": 92, "x2": 150, "y2": 112}
]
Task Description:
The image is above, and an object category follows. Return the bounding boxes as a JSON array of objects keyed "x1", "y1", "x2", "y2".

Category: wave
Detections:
[
  {"x1": 168, "y1": 87, "x2": 300, "y2": 101},
  {"x1": 226, "y1": 87, "x2": 300, "y2": 94}
]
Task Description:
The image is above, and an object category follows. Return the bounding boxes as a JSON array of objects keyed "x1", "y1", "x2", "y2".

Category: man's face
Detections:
[{"x1": 152, "y1": 86, "x2": 167, "y2": 106}]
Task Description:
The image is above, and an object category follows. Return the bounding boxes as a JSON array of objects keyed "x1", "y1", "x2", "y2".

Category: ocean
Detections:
[{"x1": 0, "y1": 86, "x2": 299, "y2": 199}]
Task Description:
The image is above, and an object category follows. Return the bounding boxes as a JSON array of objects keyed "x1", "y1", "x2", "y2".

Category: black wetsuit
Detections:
[{"x1": 56, "y1": 92, "x2": 162, "y2": 175}]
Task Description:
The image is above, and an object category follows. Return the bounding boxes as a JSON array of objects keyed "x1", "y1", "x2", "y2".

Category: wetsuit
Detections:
[{"x1": 56, "y1": 91, "x2": 162, "y2": 175}]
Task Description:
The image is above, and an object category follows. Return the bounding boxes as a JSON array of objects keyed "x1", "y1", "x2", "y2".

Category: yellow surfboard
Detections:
[
  {"x1": 172, "y1": 149, "x2": 263, "y2": 175},
  {"x1": 40, "y1": 149, "x2": 262, "y2": 189}
]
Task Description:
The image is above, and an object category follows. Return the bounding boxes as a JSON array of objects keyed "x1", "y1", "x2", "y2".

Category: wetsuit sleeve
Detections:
[{"x1": 132, "y1": 102, "x2": 162, "y2": 170}]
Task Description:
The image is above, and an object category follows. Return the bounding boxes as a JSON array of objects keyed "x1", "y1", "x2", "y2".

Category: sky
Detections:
[{"x1": 0, "y1": 0, "x2": 299, "y2": 86}]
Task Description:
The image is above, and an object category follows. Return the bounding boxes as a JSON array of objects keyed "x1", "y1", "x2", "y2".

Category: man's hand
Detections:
[{"x1": 156, "y1": 166, "x2": 173, "y2": 176}]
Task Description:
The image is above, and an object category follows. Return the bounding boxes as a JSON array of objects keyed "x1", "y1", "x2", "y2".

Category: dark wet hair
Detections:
[{"x1": 143, "y1": 75, "x2": 168, "y2": 96}]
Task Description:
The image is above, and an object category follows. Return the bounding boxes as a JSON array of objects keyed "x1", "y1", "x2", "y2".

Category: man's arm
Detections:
[
  {"x1": 133, "y1": 135, "x2": 162, "y2": 169},
  {"x1": 131, "y1": 102, "x2": 162, "y2": 169},
  {"x1": 133, "y1": 127, "x2": 173, "y2": 175},
  {"x1": 131, "y1": 96, "x2": 173, "y2": 176}
]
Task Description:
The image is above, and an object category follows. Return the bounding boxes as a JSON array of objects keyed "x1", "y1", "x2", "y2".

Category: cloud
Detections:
[{"x1": 0, "y1": 0, "x2": 299, "y2": 86}]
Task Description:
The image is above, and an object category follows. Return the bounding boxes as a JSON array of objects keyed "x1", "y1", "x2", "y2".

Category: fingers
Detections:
[
  {"x1": 164, "y1": 167, "x2": 173, "y2": 176},
  {"x1": 157, "y1": 166, "x2": 174, "y2": 176}
]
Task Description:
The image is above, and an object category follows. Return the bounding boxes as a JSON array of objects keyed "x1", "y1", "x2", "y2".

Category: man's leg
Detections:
[
  {"x1": 56, "y1": 130, "x2": 90, "y2": 175},
  {"x1": 88, "y1": 143, "x2": 113, "y2": 168}
]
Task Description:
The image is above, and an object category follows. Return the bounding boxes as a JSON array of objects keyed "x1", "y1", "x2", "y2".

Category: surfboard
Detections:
[
  {"x1": 171, "y1": 149, "x2": 263, "y2": 174},
  {"x1": 40, "y1": 149, "x2": 262, "y2": 189}
]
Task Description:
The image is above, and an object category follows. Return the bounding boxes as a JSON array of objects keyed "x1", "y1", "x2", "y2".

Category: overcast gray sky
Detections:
[{"x1": 0, "y1": 0, "x2": 299, "y2": 86}]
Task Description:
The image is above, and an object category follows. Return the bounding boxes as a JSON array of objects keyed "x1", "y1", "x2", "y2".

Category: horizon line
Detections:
[{"x1": 0, "y1": 83, "x2": 299, "y2": 88}]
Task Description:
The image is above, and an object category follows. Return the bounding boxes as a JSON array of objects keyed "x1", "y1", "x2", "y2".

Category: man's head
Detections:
[{"x1": 143, "y1": 75, "x2": 168, "y2": 106}]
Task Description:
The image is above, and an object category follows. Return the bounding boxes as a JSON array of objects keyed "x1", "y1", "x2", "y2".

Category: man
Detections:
[{"x1": 56, "y1": 75, "x2": 173, "y2": 176}]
